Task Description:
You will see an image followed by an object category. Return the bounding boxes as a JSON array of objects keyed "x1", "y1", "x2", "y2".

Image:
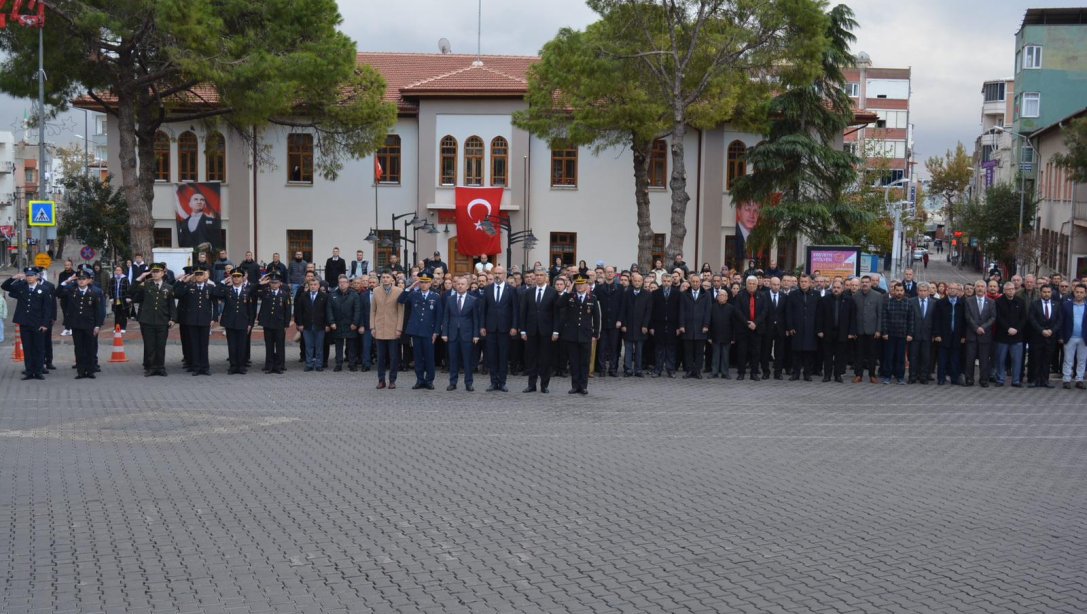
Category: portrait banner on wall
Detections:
[
  {"x1": 175, "y1": 183, "x2": 222, "y2": 250},
  {"x1": 733, "y1": 193, "x2": 780, "y2": 266},
  {"x1": 806, "y1": 246, "x2": 862, "y2": 279}
]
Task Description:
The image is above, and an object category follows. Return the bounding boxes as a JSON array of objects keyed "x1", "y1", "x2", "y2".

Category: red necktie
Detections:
[{"x1": 749, "y1": 295, "x2": 755, "y2": 318}]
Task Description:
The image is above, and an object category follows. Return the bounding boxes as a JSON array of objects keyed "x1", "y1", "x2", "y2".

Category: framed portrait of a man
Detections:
[{"x1": 175, "y1": 183, "x2": 222, "y2": 249}]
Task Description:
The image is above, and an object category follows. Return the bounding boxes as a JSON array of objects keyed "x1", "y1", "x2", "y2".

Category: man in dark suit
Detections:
[
  {"x1": 816, "y1": 279, "x2": 854, "y2": 382},
  {"x1": 596, "y1": 267, "x2": 625, "y2": 376},
  {"x1": 932, "y1": 282, "x2": 966, "y2": 385},
  {"x1": 176, "y1": 191, "x2": 221, "y2": 248},
  {"x1": 649, "y1": 275, "x2": 681, "y2": 377},
  {"x1": 481, "y1": 265, "x2": 519, "y2": 392},
  {"x1": 443, "y1": 275, "x2": 483, "y2": 391},
  {"x1": 174, "y1": 265, "x2": 218, "y2": 375},
  {"x1": 907, "y1": 281, "x2": 937, "y2": 384},
  {"x1": 619, "y1": 272, "x2": 652, "y2": 377},
  {"x1": 762, "y1": 277, "x2": 788, "y2": 379},
  {"x1": 964, "y1": 279, "x2": 996, "y2": 387},
  {"x1": 214, "y1": 271, "x2": 257, "y2": 374},
  {"x1": 324, "y1": 248, "x2": 347, "y2": 287},
  {"x1": 1027, "y1": 284, "x2": 1062, "y2": 387},
  {"x1": 519, "y1": 269, "x2": 558, "y2": 393},
  {"x1": 678, "y1": 273, "x2": 711, "y2": 379},
  {"x1": 735, "y1": 275, "x2": 767, "y2": 380},
  {"x1": 293, "y1": 277, "x2": 330, "y2": 372},
  {"x1": 555, "y1": 275, "x2": 601, "y2": 394},
  {"x1": 902, "y1": 268, "x2": 919, "y2": 298},
  {"x1": 785, "y1": 275, "x2": 819, "y2": 381}
]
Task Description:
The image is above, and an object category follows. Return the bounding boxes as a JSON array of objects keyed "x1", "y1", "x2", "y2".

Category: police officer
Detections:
[
  {"x1": 2, "y1": 267, "x2": 55, "y2": 380},
  {"x1": 214, "y1": 270, "x2": 256, "y2": 374},
  {"x1": 555, "y1": 275, "x2": 601, "y2": 395},
  {"x1": 253, "y1": 272, "x2": 292, "y2": 374},
  {"x1": 398, "y1": 274, "x2": 444, "y2": 389},
  {"x1": 57, "y1": 270, "x2": 106, "y2": 379},
  {"x1": 129, "y1": 263, "x2": 176, "y2": 376},
  {"x1": 174, "y1": 265, "x2": 217, "y2": 375}
]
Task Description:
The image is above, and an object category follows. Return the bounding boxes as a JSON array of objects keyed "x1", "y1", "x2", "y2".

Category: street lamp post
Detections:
[
  {"x1": 391, "y1": 211, "x2": 439, "y2": 268},
  {"x1": 993, "y1": 125, "x2": 1036, "y2": 274},
  {"x1": 479, "y1": 215, "x2": 537, "y2": 270},
  {"x1": 879, "y1": 177, "x2": 911, "y2": 279}
]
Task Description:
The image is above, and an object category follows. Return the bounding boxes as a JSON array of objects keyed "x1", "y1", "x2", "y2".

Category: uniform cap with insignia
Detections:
[
  {"x1": 267, "y1": 272, "x2": 282, "y2": 282},
  {"x1": 230, "y1": 270, "x2": 244, "y2": 278},
  {"x1": 182, "y1": 266, "x2": 193, "y2": 275},
  {"x1": 75, "y1": 270, "x2": 92, "y2": 279},
  {"x1": 150, "y1": 262, "x2": 166, "y2": 271},
  {"x1": 23, "y1": 266, "x2": 39, "y2": 276},
  {"x1": 417, "y1": 274, "x2": 432, "y2": 282},
  {"x1": 192, "y1": 265, "x2": 208, "y2": 274},
  {"x1": 573, "y1": 275, "x2": 589, "y2": 285}
]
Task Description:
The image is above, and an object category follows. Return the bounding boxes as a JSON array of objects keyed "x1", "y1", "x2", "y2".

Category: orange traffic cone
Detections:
[
  {"x1": 11, "y1": 324, "x2": 24, "y2": 361},
  {"x1": 109, "y1": 325, "x2": 128, "y2": 363}
]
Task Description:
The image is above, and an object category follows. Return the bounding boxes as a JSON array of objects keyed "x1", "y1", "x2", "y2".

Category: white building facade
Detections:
[{"x1": 88, "y1": 52, "x2": 869, "y2": 275}]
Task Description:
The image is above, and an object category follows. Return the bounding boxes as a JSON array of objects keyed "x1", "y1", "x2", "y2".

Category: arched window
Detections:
[
  {"x1": 464, "y1": 136, "x2": 484, "y2": 186},
  {"x1": 153, "y1": 131, "x2": 171, "y2": 182},
  {"x1": 205, "y1": 131, "x2": 226, "y2": 182},
  {"x1": 648, "y1": 139, "x2": 668, "y2": 187},
  {"x1": 177, "y1": 131, "x2": 198, "y2": 182},
  {"x1": 491, "y1": 137, "x2": 508, "y2": 187},
  {"x1": 287, "y1": 133, "x2": 314, "y2": 183},
  {"x1": 726, "y1": 140, "x2": 747, "y2": 190},
  {"x1": 439, "y1": 135, "x2": 457, "y2": 185}
]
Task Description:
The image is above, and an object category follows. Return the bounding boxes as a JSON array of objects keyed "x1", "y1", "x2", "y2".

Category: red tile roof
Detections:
[{"x1": 358, "y1": 52, "x2": 537, "y2": 113}]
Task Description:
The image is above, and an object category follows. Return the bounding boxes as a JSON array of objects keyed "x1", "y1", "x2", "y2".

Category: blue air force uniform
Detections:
[
  {"x1": 398, "y1": 277, "x2": 444, "y2": 388},
  {"x1": 57, "y1": 273, "x2": 106, "y2": 378},
  {"x1": 2, "y1": 268, "x2": 56, "y2": 379},
  {"x1": 214, "y1": 272, "x2": 257, "y2": 374}
]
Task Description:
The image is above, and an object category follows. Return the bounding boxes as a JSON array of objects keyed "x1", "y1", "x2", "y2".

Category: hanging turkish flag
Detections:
[
  {"x1": 454, "y1": 187, "x2": 503, "y2": 257},
  {"x1": 374, "y1": 158, "x2": 383, "y2": 182}
]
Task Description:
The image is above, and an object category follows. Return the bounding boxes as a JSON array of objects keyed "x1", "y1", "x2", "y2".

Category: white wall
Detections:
[
  {"x1": 0, "y1": 131, "x2": 15, "y2": 228},
  {"x1": 866, "y1": 79, "x2": 910, "y2": 99}
]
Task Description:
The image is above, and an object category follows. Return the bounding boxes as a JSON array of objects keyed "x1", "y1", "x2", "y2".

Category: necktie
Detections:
[
  {"x1": 692, "y1": 291, "x2": 698, "y2": 302},
  {"x1": 458, "y1": 294, "x2": 464, "y2": 311},
  {"x1": 580, "y1": 294, "x2": 585, "y2": 304},
  {"x1": 664, "y1": 290, "x2": 670, "y2": 299},
  {"x1": 1044, "y1": 302, "x2": 1050, "y2": 319},
  {"x1": 978, "y1": 298, "x2": 983, "y2": 313},
  {"x1": 236, "y1": 288, "x2": 241, "y2": 298},
  {"x1": 833, "y1": 298, "x2": 840, "y2": 326},
  {"x1": 537, "y1": 288, "x2": 542, "y2": 305},
  {"x1": 749, "y1": 294, "x2": 755, "y2": 319},
  {"x1": 311, "y1": 292, "x2": 316, "y2": 303},
  {"x1": 950, "y1": 300, "x2": 956, "y2": 332},
  {"x1": 921, "y1": 299, "x2": 926, "y2": 319}
]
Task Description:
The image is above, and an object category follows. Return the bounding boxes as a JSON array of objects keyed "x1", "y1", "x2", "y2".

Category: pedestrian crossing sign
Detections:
[{"x1": 28, "y1": 200, "x2": 56, "y2": 227}]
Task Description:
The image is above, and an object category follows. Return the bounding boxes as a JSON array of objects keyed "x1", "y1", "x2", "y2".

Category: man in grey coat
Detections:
[
  {"x1": 287, "y1": 250, "x2": 309, "y2": 296},
  {"x1": 852, "y1": 275, "x2": 883, "y2": 383},
  {"x1": 964, "y1": 279, "x2": 996, "y2": 387}
]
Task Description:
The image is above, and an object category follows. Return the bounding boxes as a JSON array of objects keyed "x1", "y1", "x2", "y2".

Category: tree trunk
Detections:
[
  {"x1": 666, "y1": 119, "x2": 690, "y2": 261},
  {"x1": 631, "y1": 139, "x2": 654, "y2": 271},
  {"x1": 116, "y1": 100, "x2": 153, "y2": 259}
]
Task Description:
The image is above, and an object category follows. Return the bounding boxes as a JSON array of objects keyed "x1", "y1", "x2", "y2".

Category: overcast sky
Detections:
[{"x1": 2, "y1": 0, "x2": 1082, "y2": 177}]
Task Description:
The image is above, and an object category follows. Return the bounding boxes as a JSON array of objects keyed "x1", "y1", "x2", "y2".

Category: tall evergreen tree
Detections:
[{"x1": 731, "y1": 4, "x2": 869, "y2": 253}]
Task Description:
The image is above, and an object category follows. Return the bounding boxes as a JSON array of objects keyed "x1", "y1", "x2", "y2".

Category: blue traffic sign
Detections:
[{"x1": 28, "y1": 200, "x2": 56, "y2": 227}]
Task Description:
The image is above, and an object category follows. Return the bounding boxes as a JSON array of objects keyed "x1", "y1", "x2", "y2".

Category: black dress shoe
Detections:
[
  {"x1": 447, "y1": 384, "x2": 457, "y2": 391},
  {"x1": 834, "y1": 376, "x2": 844, "y2": 383},
  {"x1": 46, "y1": 364, "x2": 56, "y2": 370},
  {"x1": 33, "y1": 374, "x2": 45, "y2": 380},
  {"x1": 822, "y1": 376, "x2": 832, "y2": 382},
  {"x1": 486, "y1": 386, "x2": 498, "y2": 392},
  {"x1": 145, "y1": 371, "x2": 155, "y2": 377},
  {"x1": 75, "y1": 374, "x2": 87, "y2": 380},
  {"x1": 540, "y1": 387, "x2": 549, "y2": 393},
  {"x1": 499, "y1": 386, "x2": 509, "y2": 392},
  {"x1": 737, "y1": 374, "x2": 745, "y2": 381},
  {"x1": 412, "y1": 383, "x2": 424, "y2": 390},
  {"x1": 578, "y1": 389, "x2": 588, "y2": 395},
  {"x1": 522, "y1": 387, "x2": 536, "y2": 393},
  {"x1": 750, "y1": 374, "x2": 761, "y2": 381},
  {"x1": 774, "y1": 373, "x2": 783, "y2": 380},
  {"x1": 425, "y1": 383, "x2": 435, "y2": 390},
  {"x1": 465, "y1": 385, "x2": 474, "y2": 392},
  {"x1": 569, "y1": 388, "x2": 579, "y2": 394},
  {"x1": 803, "y1": 375, "x2": 812, "y2": 382},
  {"x1": 86, "y1": 373, "x2": 96, "y2": 379},
  {"x1": 789, "y1": 374, "x2": 800, "y2": 381},
  {"x1": 979, "y1": 382, "x2": 988, "y2": 388},
  {"x1": 333, "y1": 365, "x2": 342, "y2": 372}
]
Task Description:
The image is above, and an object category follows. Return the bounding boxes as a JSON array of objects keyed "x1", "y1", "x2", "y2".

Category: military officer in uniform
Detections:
[
  {"x1": 254, "y1": 272, "x2": 292, "y2": 373},
  {"x1": 129, "y1": 263, "x2": 176, "y2": 376},
  {"x1": 555, "y1": 275, "x2": 601, "y2": 395},
  {"x1": 214, "y1": 270, "x2": 256, "y2": 374},
  {"x1": 2, "y1": 267, "x2": 56, "y2": 380},
  {"x1": 57, "y1": 270, "x2": 106, "y2": 379},
  {"x1": 174, "y1": 265, "x2": 217, "y2": 375},
  {"x1": 398, "y1": 274, "x2": 444, "y2": 389}
]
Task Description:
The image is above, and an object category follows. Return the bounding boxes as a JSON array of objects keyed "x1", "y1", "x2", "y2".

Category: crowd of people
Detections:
[{"x1": 4, "y1": 247, "x2": 1087, "y2": 394}]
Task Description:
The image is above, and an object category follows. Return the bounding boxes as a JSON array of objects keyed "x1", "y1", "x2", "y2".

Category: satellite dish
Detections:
[{"x1": 438, "y1": 38, "x2": 452, "y2": 54}]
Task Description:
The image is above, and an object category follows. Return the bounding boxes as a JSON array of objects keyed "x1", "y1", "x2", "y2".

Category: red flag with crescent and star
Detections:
[{"x1": 454, "y1": 187, "x2": 503, "y2": 257}]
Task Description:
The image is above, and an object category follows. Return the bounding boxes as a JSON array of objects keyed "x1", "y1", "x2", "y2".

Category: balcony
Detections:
[{"x1": 0, "y1": 160, "x2": 14, "y2": 174}]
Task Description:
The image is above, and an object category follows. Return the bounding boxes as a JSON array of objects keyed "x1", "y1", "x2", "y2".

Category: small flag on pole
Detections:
[{"x1": 374, "y1": 158, "x2": 383, "y2": 183}]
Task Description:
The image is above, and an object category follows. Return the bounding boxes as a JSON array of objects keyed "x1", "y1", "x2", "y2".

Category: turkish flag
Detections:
[{"x1": 455, "y1": 187, "x2": 503, "y2": 257}]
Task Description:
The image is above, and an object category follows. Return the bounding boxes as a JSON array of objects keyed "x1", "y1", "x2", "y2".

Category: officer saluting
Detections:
[
  {"x1": 57, "y1": 269, "x2": 106, "y2": 379},
  {"x1": 555, "y1": 275, "x2": 601, "y2": 395},
  {"x1": 174, "y1": 264, "x2": 217, "y2": 375},
  {"x1": 129, "y1": 263, "x2": 176, "y2": 376},
  {"x1": 214, "y1": 270, "x2": 256, "y2": 374},
  {"x1": 2, "y1": 267, "x2": 56, "y2": 380},
  {"x1": 253, "y1": 272, "x2": 292, "y2": 374},
  {"x1": 398, "y1": 273, "x2": 444, "y2": 389}
]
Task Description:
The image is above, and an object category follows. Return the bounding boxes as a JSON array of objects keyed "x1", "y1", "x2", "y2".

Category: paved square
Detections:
[{"x1": 2, "y1": 342, "x2": 1085, "y2": 613}]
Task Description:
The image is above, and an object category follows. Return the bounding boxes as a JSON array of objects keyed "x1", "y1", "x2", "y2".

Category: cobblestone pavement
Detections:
[{"x1": 2, "y1": 339, "x2": 1086, "y2": 614}]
